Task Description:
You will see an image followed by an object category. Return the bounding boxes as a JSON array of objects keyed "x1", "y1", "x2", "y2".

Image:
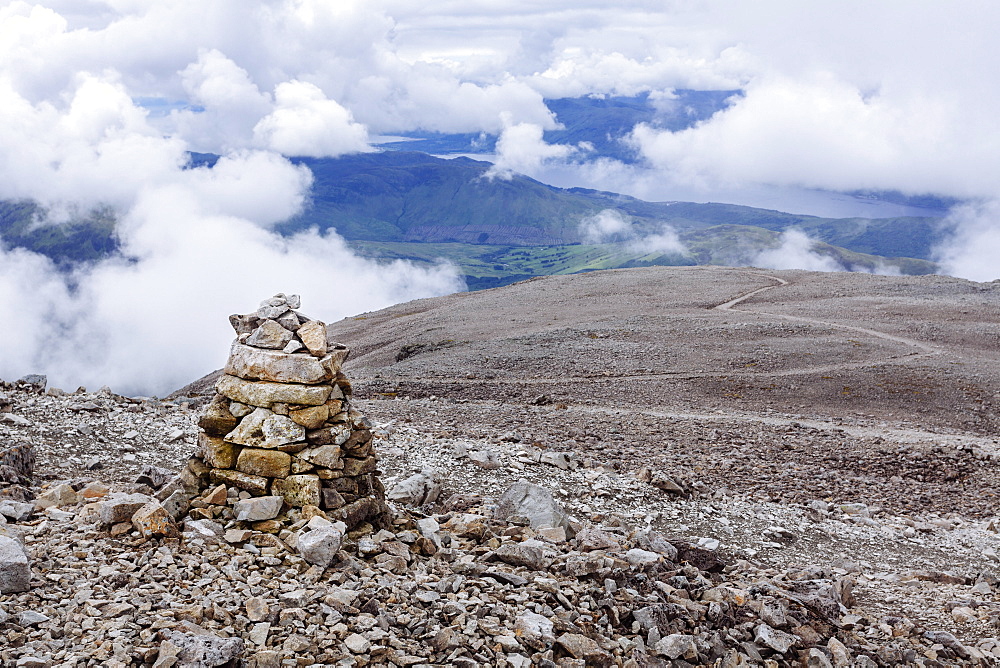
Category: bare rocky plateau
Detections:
[{"x1": 3, "y1": 265, "x2": 1000, "y2": 667}]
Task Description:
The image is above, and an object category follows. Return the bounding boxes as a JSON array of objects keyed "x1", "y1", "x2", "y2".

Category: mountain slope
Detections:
[{"x1": 0, "y1": 151, "x2": 946, "y2": 281}]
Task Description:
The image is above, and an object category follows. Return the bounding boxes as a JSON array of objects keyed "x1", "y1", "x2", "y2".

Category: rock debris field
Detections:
[{"x1": 2, "y1": 267, "x2": 1000, "y2": 667}]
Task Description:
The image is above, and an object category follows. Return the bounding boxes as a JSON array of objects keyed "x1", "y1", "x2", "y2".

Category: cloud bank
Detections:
[
  {"x1": 2, "y1": 0, "x2": 1000, "y2": 398},
  {"x1": 578, "y1": 209, "x2": 687, "y2": 255}
]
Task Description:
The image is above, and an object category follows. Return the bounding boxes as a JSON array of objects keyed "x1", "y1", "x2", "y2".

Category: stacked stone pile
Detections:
[{"x1": 189, "y1": 294, "x2": 389, "y2": 532}]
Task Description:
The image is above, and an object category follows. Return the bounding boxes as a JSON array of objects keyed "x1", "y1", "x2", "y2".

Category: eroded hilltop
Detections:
[{"x1": 2, "y1": 268, "x2": 1000, "y2": 666}]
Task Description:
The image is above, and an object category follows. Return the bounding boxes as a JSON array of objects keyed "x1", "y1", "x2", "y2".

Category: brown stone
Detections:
[
  {"x1": 341, "y1": 456, "x2": 378, "y2": 477},
  {"x1": 341, "y1": 428, "x2": 372, "y2": 452},
  {"x1": 342, "y1": 439, "x2": 373, "y2": 458},
  {"x1": 315, "y1": 467, "x2": 342, "y2": 479},
  {"x1": 337, "y1": 497, "x2": 382, "y2": 529},
  {"x1": 289, "y1": 456, "x2": 315, "y2": 474},
  {"x1": 202, "y1": 484, "x2": 229, "y2": 505},
  {"x1": 237, "y1": 448, "x2": 291, "y2": 478},
  {"x1": 131, "y1": 501, "x2": 179, "y2": 539},
  {"x1": 301, "y1": 505, "x2": 328, "y2": 521},
  {"x1": 272, "y1": 474, "x2": 321, "y2": 507},
  {"x1": 305, "y1": 424, "x2": 352, "y2": 446},
  {"x1": 297, "y1": 320, "x2": 329, "y2": 357},
  {"x1": 327, "y1": 477, "x2": 357, "y2": 494},
  {"x1": 334, "y1": 373, "x2": 352, "y2": 398},
  {"x1": 200, "y1": 433, "x2": 239, "y2": 469},
  {"x1": 198, "y1": 395, "x2": 238, "y2": 436},
  {"x1": 289, "y1": 404, "x2": 329, "y2": 429},
  {"x1": 189, "y1": 507, "x2": 214, "y2": 521},
  {"x1": 320, "y1": 488, "x2": 346, "y2": 510},
  {"x1": 210, "y1": 468, "x2": 270, "y2": 495},
  {"x1": 250, "y1": 520, "x2": 283, "y2": 534},
  {"x1": 187, "y1": 457, "x2": 211, "y2": 479}
]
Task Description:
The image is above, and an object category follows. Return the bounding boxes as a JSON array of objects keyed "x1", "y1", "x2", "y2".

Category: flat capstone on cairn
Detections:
[{"x1": 181, "y1": 293, "x2": 390, "y2": 534}]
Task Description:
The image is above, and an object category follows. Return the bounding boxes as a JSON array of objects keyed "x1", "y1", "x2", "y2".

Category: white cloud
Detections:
[
  {"x1": 934, "y1": 201, "x2": 1000, "y2": 282},
  {"x1": 753, "y1": 229, "x2": 845, "y2": 272},
  {"x1": 580, "y1": 209, "x2": 630, "y2": 243},
  {"x1": 0, "y1": 17, "x2": 465, "y2": 395},
  {"x1": 487, "y1": 115, "x2": 578, "y2": 178},
  {"x1": 578, "y1": 208, "x2": 687, "y2": 255},
  {"x1": 253, "y1": 80, "x2": 370, "y2": 157}
]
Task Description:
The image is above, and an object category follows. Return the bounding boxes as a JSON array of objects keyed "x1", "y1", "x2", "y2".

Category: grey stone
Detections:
[
  {"x1": 754, "y1": 623, "x2": 798, "y2": 654},
  {"x1": 625, "y1": 548, "x2": 662, "y2": 568},
  {"x1": 135, "y1": 464, "x2": 174, "y2": 490},
  {"x1": 161, "y1": 489, "x2": 191, "y2": 520},
  {"x1": 635, "y1": 530, "x2": 679, "y2": 561},
  {"x1": 344, "y1": 632, "x2": 371, "y2": 653},
  {"x1": 655, "y1": 634, "x2": 699, "y2": 660},
  {"x1": 0, "y1": 535, "x2": 30, "y2": 593},
  {"x1": 387, "y1": 469, "x2": 441, "y2": 506},
  {"x1": 230, "y1": 313, "x2": 260, "y2": 334},
  {"x1": 493, "y1": 479, "x2": 570, "y2": 530},
  {"x1": 539, "y1": 451, "x2": 575, "y2": 470},
  {"x1": 98, "y1": 493, "x2": 154, "y2": 525},
  {"x1": 225, "y1": 407, "x2": 305, "y2": 448},
  {"x1": 248, "y1": 320, "x2": 293, "y2": 349},
  {"x1": 0, "y1": 500, "x2": 34, "y2": 522},
  {"x1": 234, "y1": 496, "x2": 284, "y2": 522},
  {"x1": 165, "y1": 629, "x2": 245, "y2": 667},
  {"x1": 225, "y1": 342, "x2": 339, "y2": 384},
  {"x1": 495, "y1": 539, "x2": 551, "y2": 570},
  {"x1": 19, "y1": 610, "x2": 49, "y2": 625},
  {"x1": 276, "y1": 310, "x2": 301, "y2": 332},
  {"x1": 216, "y1": 374, "x2": 332, "y2": 408},
  {"x1": 468, "y1": 449, "x2": 502, "y2": 469},
  {"x1": 297, "y1": 524, "x2": 344, "y2": 568},
  {"x1": 513, "y1": 611, "x2": 554, "y2": 650},
  {"x1": 575, "y1": 527, "x2": 621, "y2": 551},
  {"x1": 17, "y1": 374, "x2": 46, "y2": 392}
]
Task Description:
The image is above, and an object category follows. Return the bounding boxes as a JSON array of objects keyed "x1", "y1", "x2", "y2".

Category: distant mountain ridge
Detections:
[{"x1": 0, "y1": 150, "x2": 946, "y2": 287}]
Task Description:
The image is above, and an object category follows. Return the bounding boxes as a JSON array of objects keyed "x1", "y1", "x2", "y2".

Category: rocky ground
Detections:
[{"x1": 3, "y1": 266, "x2": 1000, "y2": 666}]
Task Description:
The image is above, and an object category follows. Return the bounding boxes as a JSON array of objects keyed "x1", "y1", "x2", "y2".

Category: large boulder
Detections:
[
  {"x1": 0, "y1": 535, "x2": 30, "y2": 593},
  {"x1": 493, "y1": 480, "x2": 570, "y2": 532}
]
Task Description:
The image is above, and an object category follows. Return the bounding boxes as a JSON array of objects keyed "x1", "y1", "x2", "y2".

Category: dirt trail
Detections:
[
  {"x1": 360, "y1": 269, "x2": 942, "y2": 385},
  {"x1": 719, "y1": 270, "x2": 940, "y2": 356}
]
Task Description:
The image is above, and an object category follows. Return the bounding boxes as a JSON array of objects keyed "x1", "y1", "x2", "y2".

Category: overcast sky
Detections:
[{"x1": 1, "y1": 0, "x2": 998, "y2": 393}]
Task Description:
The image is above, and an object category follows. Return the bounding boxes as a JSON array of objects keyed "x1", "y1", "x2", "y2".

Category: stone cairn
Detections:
[{"x1": 189, "y1": 293, "x2": 390, "y2": 533}]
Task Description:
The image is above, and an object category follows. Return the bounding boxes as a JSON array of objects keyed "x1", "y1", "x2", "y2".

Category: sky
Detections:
[{"x1": 1, "y1": 0, "x2": 999, "y2": 394}]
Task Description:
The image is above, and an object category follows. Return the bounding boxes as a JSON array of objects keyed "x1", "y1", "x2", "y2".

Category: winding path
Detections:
[{"x1": 361, "y1": 269, "x2": 985, "y2": 446}]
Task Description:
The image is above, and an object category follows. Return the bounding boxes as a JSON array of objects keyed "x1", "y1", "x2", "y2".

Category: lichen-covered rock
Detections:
[
  {"x1": 272, "y1": 474, "x2": 321, "y2": 507},
  {"x1": 288, "y1": 404, "x2": 329, "y2": 429},
  {"x1": 296, "y1": 320, "x2": 328, "y2": 357},
  {"x1": 225, "y1": 408, "x2": 305, "y2": 448},
  {"x1": 224, "y1": 342, "x2": 338, "y2": 384},
  {"x1": 216, "y1": 374, "x2": 332, "y2": 408},
  {"x1": 296, "y1": 444, "x2": 344, "y2": 469},
  {"x1": 246, "y1": 319, "x2": 294, "y2": 349}
]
